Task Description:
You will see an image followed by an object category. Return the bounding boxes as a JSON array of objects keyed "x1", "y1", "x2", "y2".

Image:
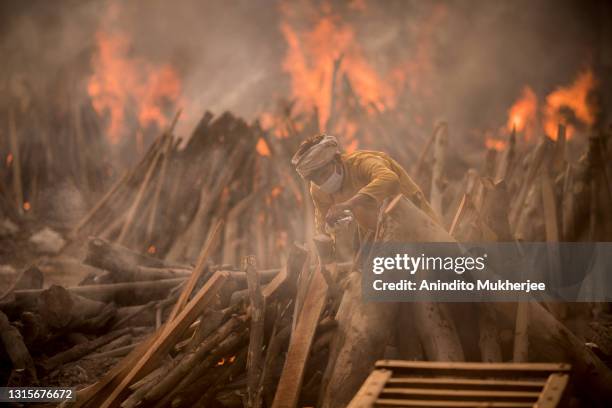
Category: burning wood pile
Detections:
[
  {"x1": 67, "y1": 109, "x2": 313, "y2": 268},
  {"x1": 1, "y1": 55, "x2": 611, "y2": 407},
  {"x1": 0, "y1": 214, "x2": 361, "y2": 407}
]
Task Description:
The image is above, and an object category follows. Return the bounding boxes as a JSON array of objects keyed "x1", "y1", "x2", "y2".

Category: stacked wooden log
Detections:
[
  {"x1": 57, "y1": 233, "x2": 357, "y2": 408},
  {"x1": 67, "y1": 110, "x2": 315, "y2": 270}
]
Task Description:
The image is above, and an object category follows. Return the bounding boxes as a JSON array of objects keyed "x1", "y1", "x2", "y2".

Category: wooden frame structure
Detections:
[{"x1": 348, "y1": 360, "x2": 571, "y2": 408}]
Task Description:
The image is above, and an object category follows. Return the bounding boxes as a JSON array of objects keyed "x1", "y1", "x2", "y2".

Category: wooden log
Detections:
[
  {"x1": 0, "y1": 265, "x2": 43, "y2": 315},
  {"x1": 319, "y1": 271, "x2": 398, "y2": 408},
  {"x1": 494, "y1": 126, "x2": 517, "y2": 183},
  {"x1": 139, "y1": 315, "x2": 245, "y2": 405},
  {"x1": 116, "y1": 136, "x2": 167, "y2": 244},
  {"x1": 97, "y1": 271, "x2": 229, "y2": 408},
  {"x1": 84, "y1": 239, "x2": 191, "y2": 282},
  {"x1": 396, "y1": 304, "x2": 425, "y2": 361},
  {"x1": 509, "y1": 137, "x2": 552, "y2": 228},
  {"x1": 222, "y1": 192, "x2": 257, "y2": 265},
  {"x1": 40, "y1": 328, "x2": 131, "y2": 373},
  {"x1": 119, "y1": 357, "x2": 179, "y2": 408},
  {"x1": 430, "y1": 121, "x2": 448, "y2": 216},
  {"x1": 272, "y1": 265, "x2": 328, "y2": 408},
  {"x1": 260, "y1": 304, "x2": 291, "y2": 406},
  {"x1": 379, "y1": 196, "x2": 466, "y2": 361},
  {"x1": 0, "y1": 310, "x2": 37, "y2": 384},
  {"x1": 97, "y1": 333, "x2": 133, "y2": 353},
  {"x1": 14, "y1": 278, "x2": 184, "y2": 306},
  {"x1": 169, "y1": 219, "x2": 223, "y2": 320},
  {"x1": 262, "y1": 243, "x2": 309, "y2": 301},
  {"x1": 412, "y1": 302, "x2": 465, "y2": 362},
  {"x1": 159, "y1": 329, "x2": 246, "y2": 408},
  {"x1": 479, "y1": 180, "x2": 513, "y2": 241},
  {"x1": 412, "y1": 122, "x2": 442, "y2": 181},
  {"x1": 194, "y1": 348, "x2": 248, "y2": 407},
  {"x1": 513, "y1": 302, "x2": 529, "y2": 362},
  {"x1": 187, "y1": 308, "x2": 225, "y2": 349},
  {"x1": 245, "y1": 256, "x2": 265, "y2": 408},
  {"x1": 561, "y1": 164, "x2": 575, "y2": 240},
  {"x1": 182, "y1": 142, "x2": 246, "y2": 260},
  {"x1": 478, "y1": 305, "x2": 503, "y2": 363},
  {"x1": 37, "y1": 285, "x2": 111, "y2": 330},
  {"x1": 493, "y1": 301, "x2": 612, "y2": 401},
  {"x1": 86, "y1": 237, "x2": 189, "y2": 269},
  {"x1": 71, "y1": 132, "x2": 166, "y2": 237},
  {"x1": 145, "y1": 133, "x2": 174, "y2": 242}
]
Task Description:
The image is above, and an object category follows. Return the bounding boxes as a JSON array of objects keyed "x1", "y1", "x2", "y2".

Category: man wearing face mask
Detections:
[{"x1": 291, "y1": 134, "x2": 438, "y2": 237}]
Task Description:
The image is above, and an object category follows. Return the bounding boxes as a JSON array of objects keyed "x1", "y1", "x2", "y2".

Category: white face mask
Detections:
[{"x1": 318, "y1": 165, "x2": 343, "y2": 194}]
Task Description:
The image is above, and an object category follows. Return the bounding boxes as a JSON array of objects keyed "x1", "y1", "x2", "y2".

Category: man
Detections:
[{"x1": 291, "y1": 134, "x2": 438, "y2": 236}]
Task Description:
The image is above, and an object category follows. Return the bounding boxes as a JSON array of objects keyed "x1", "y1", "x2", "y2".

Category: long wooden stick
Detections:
[
  {"x1": 271, "y1": 266, "x2": 328, "y2": 408},
  {"x1": 145, "y1": 135, "x2": 173, "y2": 242},
  {"x1": 116, "y1": 135, "x2": 167, "y2": 244},
  {"x1": 168, "y1": 219, "x2": 224, "y2": 321},
  {"x1": 245, "y1": 256, "x2": 265, "y2": 408},
  {"x1": 99, "y1": 271, "x2": 228, "y2": 408}
]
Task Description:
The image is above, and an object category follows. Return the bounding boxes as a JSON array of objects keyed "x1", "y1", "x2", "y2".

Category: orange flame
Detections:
[
  {"x1": 23, "y1": 201, "x2": 31, "y2": 211},
  {"x1": 147, "y1": 245, "x2": 157, "y2": 254},
  {"x1": 6, "y1": 153, "x2": 13, "y2": 167},
  {"x1": 507, "y1": 87, "x2": 537, "y2": 140},
  {"x1": 88, "y1": 3, "x2": 185, "y2": 144},
  {"x1": 256, "y1": 138, "x2": 271, "y2": 156},
  {"x1": 485, "y1": 138, "x2": 507, "y2": 152},
  {"x1": 543, "y1": 69, "x2": 596, "y2": 140},
  {"x1": 280, "y1": 9, "x2": 397, "y2": 130}
]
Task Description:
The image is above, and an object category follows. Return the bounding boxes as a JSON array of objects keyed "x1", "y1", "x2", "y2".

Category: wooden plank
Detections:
[
  {"x1": 347, "y1": 369, "x2": 392, "y2": 408},
  {"x1": 386, "y1": 377, "x2": 546, "y2": 390},
  {"x1": 99, "y1": 271, "x2": 228, "y2": 408},
  {"x1": 375, "y1": 360, "x2": 570, "y2": 375},
  {"x1": 168, "y1": 220, "x2": 223, "y2": 320},
  {"x1": 380, "y1": 388, "x2": 540, "y2": 400},
  {"x1": 535, "y1": 373, "x2": 569, "y2": 408},
  {"x1": 245, "y1": 256, "x2": 265, "y2": 408},
  {"x1": 271, "y1": 266, "x2": 328, "y2": 408},
  {"x1": 376, "y1": 399, "x2": 533, "y2": 407}
]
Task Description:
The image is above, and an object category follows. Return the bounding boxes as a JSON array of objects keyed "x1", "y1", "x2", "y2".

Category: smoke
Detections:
[{"x1": 0, "y1": 0, "x2": 608, "y2": 145}]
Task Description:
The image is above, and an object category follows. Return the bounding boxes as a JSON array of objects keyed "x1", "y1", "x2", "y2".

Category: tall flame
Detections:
[
  {"x1": 504, "y1": 69, "x2": 597, "y2": 143},
  {"x1": 88, "y1": 3, "x2": 184, "y2": 144},
  {"x1": 543, "y1": 69, "x2": 596, "y2": 140},
  {"x1": 280, "y1": 9, "x2": 397, "y2": 130},
  {"x1": 506, "y1": 86, "x2": 537, "y2": 140}
]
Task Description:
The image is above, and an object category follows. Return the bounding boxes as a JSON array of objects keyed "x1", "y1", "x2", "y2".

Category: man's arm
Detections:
[
  {"x1": 310, "y1": 184, "x2": 333, "y2": 234},
  {"x1": 326, "y1": 156, "x2": 401, "y2": 230}
]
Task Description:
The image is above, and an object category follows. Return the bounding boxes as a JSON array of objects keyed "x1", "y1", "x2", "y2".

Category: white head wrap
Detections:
[{"x1": 291, "y1": 135, "x2": 340, "y2": 178}]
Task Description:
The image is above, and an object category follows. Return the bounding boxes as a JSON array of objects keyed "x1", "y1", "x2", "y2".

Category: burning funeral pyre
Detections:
[{"x1": 1, "y1": 0, "x2": 612, "y2": 407}]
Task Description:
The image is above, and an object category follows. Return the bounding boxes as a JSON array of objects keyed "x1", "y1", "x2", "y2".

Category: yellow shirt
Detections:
[{"x1": 310, "y1": 150, "x2": 438, "y2": 233}]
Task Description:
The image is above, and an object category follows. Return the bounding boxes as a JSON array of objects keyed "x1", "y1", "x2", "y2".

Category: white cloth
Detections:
[{"x1": 291, "y1": 135, "x2": 340, "y2": 178}]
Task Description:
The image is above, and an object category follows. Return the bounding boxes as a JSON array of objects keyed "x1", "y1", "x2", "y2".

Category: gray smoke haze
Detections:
[{"x1": 1, "y1": 0, "x2": 609, "y2": 142}]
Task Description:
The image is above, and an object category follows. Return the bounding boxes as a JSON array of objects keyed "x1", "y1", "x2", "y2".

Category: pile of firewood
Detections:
[
  {"x1": 67, "y1": 110, "x2": 315, "y2": 271},
  {"x1": 1, "y1": 217, "x2": 361, "y2": 407}
]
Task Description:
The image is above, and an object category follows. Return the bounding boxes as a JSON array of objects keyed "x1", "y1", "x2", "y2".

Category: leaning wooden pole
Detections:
[{"x1": 320, "y1": 195, "x2": 464, "y2": 408}]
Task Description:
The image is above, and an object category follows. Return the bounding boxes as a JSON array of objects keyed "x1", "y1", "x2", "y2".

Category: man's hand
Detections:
[
  {"x1": 325, "y1": 201, "x2": 353, "y2": 227},
  {"x1": 326, "y1": 193, "x2": 379, "y2": 230}
]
